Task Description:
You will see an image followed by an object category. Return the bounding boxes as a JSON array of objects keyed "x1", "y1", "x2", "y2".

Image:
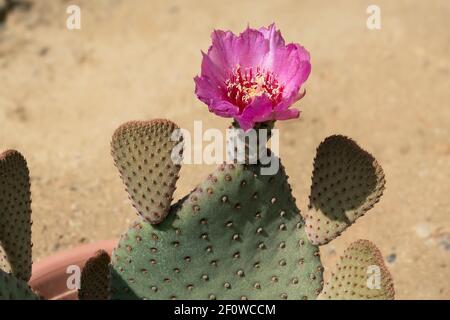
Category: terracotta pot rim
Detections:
[{"x1": 29, "y1": 239, "x2": 117, "y2": 300}]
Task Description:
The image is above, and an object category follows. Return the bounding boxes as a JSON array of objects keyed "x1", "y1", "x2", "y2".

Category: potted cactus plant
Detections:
[{"x1": 0, "y1": 24, "x2": 394, "y2": 300}]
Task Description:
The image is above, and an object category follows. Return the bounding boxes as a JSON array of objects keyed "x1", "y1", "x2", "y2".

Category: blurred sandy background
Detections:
[{"x1": 0, "y1": 0, "x2": 448, "y2": 299}]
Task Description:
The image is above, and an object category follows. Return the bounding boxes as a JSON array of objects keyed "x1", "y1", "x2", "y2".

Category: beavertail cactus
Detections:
[
  {"x1": 111, "y1": 120, "x2": 182, "y2": 224},
  {"x1": 0, "y1": 150, "x2": 32, "y2": 282},
  {"x1": 0, "y1": 125, "x2": 394, "y2": 300},
  {"x1": 0, "y1": 24, "x2": 395, "y2": 301},
  {"x1": 79, "y1": 250, "x2": 111, "y2": 300},
  {"x1": 110, "y1": 127, "x2": 322, "y2": 299},
  {"x1": 102, "y1": 23, "x2": 394, "y2": 300},
  {"x1": 305, "y1": 135, "x2": 386, "y2": 245},
  {"x1": 318, "y1": 240, "x2": 394, "y2": 300},
  {"x1": 0, "y1": 150, "x2": 39, "y2": 300},
  {"x1": 105, "y1": 119, "x2": 394, "y2": 300}
]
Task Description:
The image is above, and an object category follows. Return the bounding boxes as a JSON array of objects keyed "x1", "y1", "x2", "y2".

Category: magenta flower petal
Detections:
[
  {"x1": 194, "y1": 75, "x2": 239, "y2": 117},
  {"x1": 235, "y1": 95, "x2": 274, "y2": 131},
  {"x1": 195, "y1": 24, "x2": 310, "y2": 130},
  {"x1": 261, "y1": 43, "x2": 310, "y2": 99},
  {"x1": 258, "y1": 23, "x2": 285, "y2": 49},
  {"x1": 210, "y1": 100, "x2": 240, "y2": 117},
  {"x1": 274, "y1": 107, "x2": 300, "y2": 120},
  {"x1": 208, "y1": 28, "x2": 269, "y2": 73}
]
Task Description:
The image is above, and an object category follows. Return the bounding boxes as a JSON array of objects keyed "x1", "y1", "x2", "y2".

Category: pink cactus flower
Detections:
[{"x1": 194, "y1": 24, "x2": 311, "y2": 131}]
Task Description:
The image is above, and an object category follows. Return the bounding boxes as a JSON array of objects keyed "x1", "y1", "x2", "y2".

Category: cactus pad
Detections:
[
  {"x1": 111, "y1": 120, "x2": 183, "y2": 224},
  {"x1": 79, "y1": 250, "x2": 111, "y2": 300},
  {"x1": 318, "y1": 239, "x2": 394, "y2": 300},
  {"x1": 305, "y1": 136, "x2": 385, "y2": 245},
  {"x1": 0, "y1": 150, "x2": 32, "y2": 281},
  {"x1": 0, "y1": 268, "x2": 39, "y2": 300},
  {"x1": 110, "y1": 161, "x2": 323, "y2": 300}
]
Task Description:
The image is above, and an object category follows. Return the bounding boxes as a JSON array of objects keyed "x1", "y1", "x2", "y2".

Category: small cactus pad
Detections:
[
  {"x1": 79, "y1": 250, "x2": 111, "y2": 300},
  {"x1": 305, "y1": 136, "x2": 385, "y2": 245},
  {"x1": 110, "y1": 161, "x2": 323, "y2": 300},
  {"x1": 0, "y1": 150, "x2": 32, "y2": 281},
  {"x1": 111, "y1": 120, "x2": 183, "y2": 224},
  {"x1": 0, "y1": 268, "x2": 39, "y2": 300},
  {"x1": 318, "y1": 240, "x2": 394, "y2": 300}
]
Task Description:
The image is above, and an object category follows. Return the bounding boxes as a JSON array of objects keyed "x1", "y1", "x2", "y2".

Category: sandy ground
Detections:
[{"x1": 0, "y1": 0, "x2": 448, "y2": 299}]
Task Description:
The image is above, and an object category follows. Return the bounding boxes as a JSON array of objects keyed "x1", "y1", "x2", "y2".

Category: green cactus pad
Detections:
[
  {"x1": 110, "y1": 162, "x2": 323, "y2": 300},
  {"x1": 0, "y1": 268, "x2": 39, "y2": 300},
  {"x1": 305, "y1": 136, "x2": 385, "y2": 245},
  {"x1": 111, "y1": 120, "x2": 183, "y2": 224},
  {"x1": 79, "y1": 250, "x2": 111, "y2": 300},
  {"x1": 0, "y1": 150, "x2": 32, "y2": 281},
  {"x1": 318, "y1": 239, "x2": 394, "y2": 300}
]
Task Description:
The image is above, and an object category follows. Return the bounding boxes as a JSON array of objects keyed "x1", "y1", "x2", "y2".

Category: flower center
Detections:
[{"x1": 225, "y1": 66, "x2": 283, "y2": 111}]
